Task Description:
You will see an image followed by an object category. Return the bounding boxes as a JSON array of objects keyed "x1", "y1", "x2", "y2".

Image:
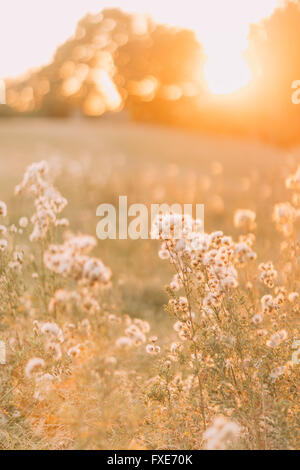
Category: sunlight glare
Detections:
[
  {"x1": 199, "y1": 0, "x2": 279, "y2": 95},
  {"x1": 204, "y1": 52, "x2": 252, "y2": 95}
]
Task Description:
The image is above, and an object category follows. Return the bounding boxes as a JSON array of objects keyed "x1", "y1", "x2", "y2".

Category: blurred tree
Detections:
[
  {"x1": 246, "y1": 0, "x2": 300, "y2": 145},
  {"x1": 117, "y1": 24, "x2": 205, "y2": 124},
  {"x1": 3, "y1": 8, "x2": 205, "y2": 124}
]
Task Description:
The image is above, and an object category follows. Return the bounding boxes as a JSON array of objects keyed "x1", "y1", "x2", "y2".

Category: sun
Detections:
[
  {"x1": 147, "y1": 0, "x2": 279, "y2": 95},
  {"x1": 194, "y1": 0, "x2": 279, "y2": 95},
  {"x1": 204, "y1": 52, "x2": 252, "y2": 95}
]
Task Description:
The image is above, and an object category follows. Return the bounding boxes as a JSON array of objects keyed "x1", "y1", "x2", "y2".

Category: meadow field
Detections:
[{"x1": 0, "y1": 118, "x2": 299, "y2": 450}]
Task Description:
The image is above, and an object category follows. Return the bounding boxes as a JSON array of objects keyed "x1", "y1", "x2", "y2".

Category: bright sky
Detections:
[{"x1": 0, "y1": 0, "x2": 280, "y2": 92}]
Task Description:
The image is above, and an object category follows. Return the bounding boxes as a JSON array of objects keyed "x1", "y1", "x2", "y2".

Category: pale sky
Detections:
[{"x1": 0, "y1": 0, "x2": 280, "y2": 79}]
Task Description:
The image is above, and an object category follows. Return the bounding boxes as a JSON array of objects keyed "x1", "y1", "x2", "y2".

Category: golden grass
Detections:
[{"x1": 0, "y1": 118, "x2": 299, "y2": 449}]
